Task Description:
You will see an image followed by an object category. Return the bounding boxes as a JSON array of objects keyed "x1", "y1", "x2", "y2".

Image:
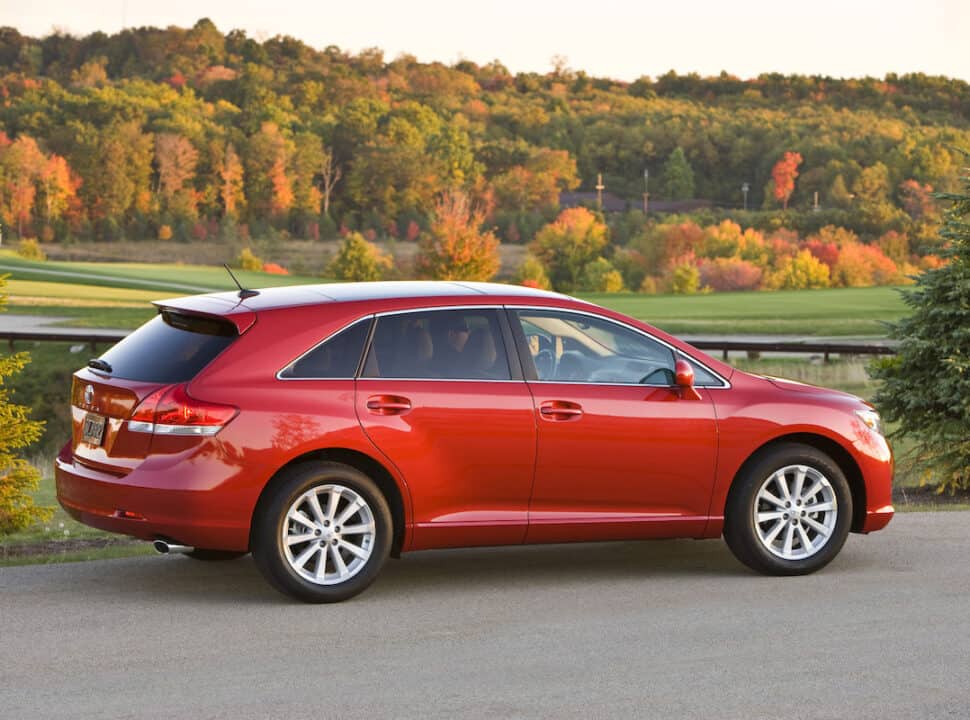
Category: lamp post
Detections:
[
  {"x1": 595, "y1": 173, "x2": 604, "y2": 211},
  {"x1": 741, "y1": 182, "x2": 750, "y2": 211}
]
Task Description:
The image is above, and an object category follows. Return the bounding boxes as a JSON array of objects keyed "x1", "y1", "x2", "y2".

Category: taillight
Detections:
[{"x1": 127, "y1": 384, "x2": 238, "y2": 437}]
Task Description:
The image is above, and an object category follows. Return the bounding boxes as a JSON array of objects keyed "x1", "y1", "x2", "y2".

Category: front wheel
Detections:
[
  {"x1": 724, "y1": 443, "x2": 852, "y2": 576},
  {"x1": 252, "y1": 462, "x2": 392, "y2": 603}
]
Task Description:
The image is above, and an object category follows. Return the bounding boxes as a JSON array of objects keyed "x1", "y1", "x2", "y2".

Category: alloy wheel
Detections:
[{"x1": 753, "y1": 464, "x2": 838, "y2": 561}]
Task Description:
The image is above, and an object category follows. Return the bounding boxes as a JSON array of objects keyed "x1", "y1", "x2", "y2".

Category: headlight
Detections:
[{"x1": 856, "y1": 408, "x2": 883, "y2": 435}]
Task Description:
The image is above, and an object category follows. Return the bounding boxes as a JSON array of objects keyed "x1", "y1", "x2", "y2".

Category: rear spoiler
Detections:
[{"x1": 153, "y1": 292, "x2": 257, "y2": 335}]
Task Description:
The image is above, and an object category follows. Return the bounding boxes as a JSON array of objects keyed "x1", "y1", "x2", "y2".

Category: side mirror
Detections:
[{"x1": 674, "y1": 359, "x2": 702, "y2": 401}]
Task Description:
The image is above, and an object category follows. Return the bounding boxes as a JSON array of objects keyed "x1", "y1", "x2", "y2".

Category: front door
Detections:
[
  {"x1": 356, "y1": 307, "x2": 536, "y2": 550},
  {"x1": 509, "y1": 308, "x2": 719, "y2": 543}
]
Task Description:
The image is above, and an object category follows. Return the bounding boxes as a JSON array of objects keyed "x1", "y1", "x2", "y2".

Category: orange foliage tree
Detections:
[
  {"x1": 771, "y1": 151, "x2": 803, "y2": 210},
  {"x1": 416, "y1": 190, "x2": 500, "y2": 281}
]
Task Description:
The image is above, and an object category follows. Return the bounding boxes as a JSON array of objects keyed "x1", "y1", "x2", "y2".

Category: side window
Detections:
[
  {"x1": 514, "y1": 309, "x2": 676, "y2": 385},
  {"x1": 362, "y1": 309, "x2": 511, "y2": 380},
  {"x1": 279, "y1": 318, "x2": 371, "y2": 379},
  {"x1": 680, "y1": 354, "x2": 724, "y2": 387}
]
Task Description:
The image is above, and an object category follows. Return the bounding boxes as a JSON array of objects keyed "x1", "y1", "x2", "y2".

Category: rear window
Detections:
[{"x1": 95, "y1": 311, "x2": 237, "y2": 383}]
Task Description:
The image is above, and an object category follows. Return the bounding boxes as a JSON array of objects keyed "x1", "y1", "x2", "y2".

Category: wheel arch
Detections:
[
  {"x1": 725, "y1": 433, "x2": 867, "y2": 533},
  {"x1": 249, "y1": 447, "x2": 408, "y2": 557}
]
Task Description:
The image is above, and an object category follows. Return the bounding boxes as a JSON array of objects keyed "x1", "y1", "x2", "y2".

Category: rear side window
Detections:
[
  {"x1": 362, "y1": 309, "x2": 511, "y2": 380},
  {"x1": 279, "y1": 318, "x2": 371, "y2": 379},
  {"x1": 96, "y1": 311, "x2": 237, "y2": 383}
]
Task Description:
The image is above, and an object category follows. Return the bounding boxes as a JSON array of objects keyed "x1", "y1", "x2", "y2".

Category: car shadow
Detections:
[{"x1": 71, "y1": 537, "x2": 748, "y2": 605}]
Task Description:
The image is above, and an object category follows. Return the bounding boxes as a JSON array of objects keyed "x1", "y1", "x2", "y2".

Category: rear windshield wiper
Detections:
[{"x1": 88, "y1": 358, "x2": 113, "y2": 373}]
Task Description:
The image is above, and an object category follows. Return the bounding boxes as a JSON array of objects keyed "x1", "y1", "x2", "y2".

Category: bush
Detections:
[
  {"x1": 530, "y1": 207, "x2": 608, "y2": 292},
  {"x1": 670, "y1": 263, "x2": 700, "y2": 294},
  {"x1": 236, "y1": 247, "x2": 263, "y2": 271},
  {"x1": 765, "y1": 250, "x2": 830, "y2": 289},
  {"x1": 262, "y1": 262, "x2": 289, "y2": 275},
  {"x1": 698, "y1": 257, "x2": 763, "y2": 291},
  {"x1": 328, "y1": 232, "x2": 392, "y2": 282},
  {"x1": 581, "y1": 257, "x2": 625, "y2": 292},
  {"x1": 16, "y1": 238, "x2": 46, "y2": 261},
  {"x1": 515, "y1": 254, "x2": 552, "y2": 290}
]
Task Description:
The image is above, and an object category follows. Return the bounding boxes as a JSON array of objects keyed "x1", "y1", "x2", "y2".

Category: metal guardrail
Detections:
[
  {"x1": 688, "y1": 339, "x2": 897, "y2": 362},
  {"x1": 2, "y1": 329, "x2": 898, "y2": 361},
  {"x1": 2, "y1": 329, "x2": 128, "y2": 351}
]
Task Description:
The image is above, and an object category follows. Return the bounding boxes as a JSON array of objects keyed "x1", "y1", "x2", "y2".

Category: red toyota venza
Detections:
[{"x1": 56, "y1": 282, "x2": 894, "y2": 602}]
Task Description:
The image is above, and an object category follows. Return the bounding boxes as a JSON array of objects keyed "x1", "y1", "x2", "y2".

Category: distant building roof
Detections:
[
  {"x1": 559, "y1": 191, "x2": 628, "y2": 213},
  {"x1": 558, "y1": 193, "x2": 714, "y2": 214}
]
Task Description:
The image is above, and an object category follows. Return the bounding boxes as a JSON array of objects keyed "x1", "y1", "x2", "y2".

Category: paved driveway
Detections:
[{"x1": 1, "y1": 512, "x2": 967, "y2": 719}]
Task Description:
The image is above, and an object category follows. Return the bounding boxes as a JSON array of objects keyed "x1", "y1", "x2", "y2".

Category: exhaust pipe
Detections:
[{"x1": 153, "y1": 539, "x2": 194, "y2": 555}]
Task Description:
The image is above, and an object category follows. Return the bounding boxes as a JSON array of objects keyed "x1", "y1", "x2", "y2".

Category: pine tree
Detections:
[
  {"x1": 660, "y1": 147, "x2": 695, "y2": 201},
  {"x1": 0, "y1": 275, "x2": 52, "y2": 534},
  {"x1": 870, "y1": 154, "x2": 970, "y2": 493}
]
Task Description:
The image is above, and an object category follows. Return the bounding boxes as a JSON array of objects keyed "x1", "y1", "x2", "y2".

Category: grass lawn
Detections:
[
  {"x1": 0, "y1": 250, "x2": 323, "y2": 294},
  {"x1": 3, "y1": 250, "x2": 909, "y2": 335},
  {"x1": 584, "y1": 286, "x2": 908, "y2": 336}
]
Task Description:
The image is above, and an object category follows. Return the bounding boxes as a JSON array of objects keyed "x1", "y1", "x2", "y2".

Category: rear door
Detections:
[
  {"x1": 509, "y1": 308, "x2": 720, "y2": 543},
  {"x1": 355, "y1": 307, "x2": 536, "y2": 550}
]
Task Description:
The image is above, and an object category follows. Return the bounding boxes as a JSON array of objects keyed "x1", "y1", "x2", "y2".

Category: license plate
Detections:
[{"x1": 82, "y1": 413, "x2": 106, "y2": 446}]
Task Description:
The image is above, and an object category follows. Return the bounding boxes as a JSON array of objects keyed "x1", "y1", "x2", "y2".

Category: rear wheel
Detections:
[
  {"x1": 252, "y1": 462, "x2": 392, "y2": 603},
  {"x1": 724, "y1": 443, "x2": 852, "y2": 575}
]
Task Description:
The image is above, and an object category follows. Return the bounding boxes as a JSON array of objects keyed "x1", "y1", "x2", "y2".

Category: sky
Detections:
[{"x1": 6, "y1": 0, "x2": 969, "y2": 82}]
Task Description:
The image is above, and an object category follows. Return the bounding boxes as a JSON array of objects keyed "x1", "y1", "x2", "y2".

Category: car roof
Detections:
[{"x1": 158, "y1": 281, "x2": 570, "y2": 313}]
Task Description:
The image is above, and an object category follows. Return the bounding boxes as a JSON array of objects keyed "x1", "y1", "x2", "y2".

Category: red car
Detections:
[{"x1": 56, "y1": 282, "x2": 893, "y2": 602}]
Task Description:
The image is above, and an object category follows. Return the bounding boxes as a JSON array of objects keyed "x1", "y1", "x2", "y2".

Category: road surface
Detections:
[{"x1": 1, "y1": 512, "x2": 968, "y2": 719}]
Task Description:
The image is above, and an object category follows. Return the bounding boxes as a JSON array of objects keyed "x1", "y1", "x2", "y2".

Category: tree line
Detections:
[{"x1": 0, "y1": 20, "x2": 965, "y2": 289}]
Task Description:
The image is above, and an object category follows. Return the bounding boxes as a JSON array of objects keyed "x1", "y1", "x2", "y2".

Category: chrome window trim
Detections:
[
  {"x1": 275, "y1": 315, "x2": 374, "y2": 382},
  {"x1": 275, "y1": 303, "x2": 731, "y2": 389},
  {"x1": 507, "y1": 305, "x2": 732, "y2": 389}
]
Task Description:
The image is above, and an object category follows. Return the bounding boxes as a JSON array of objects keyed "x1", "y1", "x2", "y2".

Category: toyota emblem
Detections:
[{"x1": 84, "y1": 384, "x2": 94, "y2": 405}]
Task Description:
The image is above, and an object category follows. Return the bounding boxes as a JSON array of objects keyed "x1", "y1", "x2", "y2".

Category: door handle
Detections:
[
  {"x1": 539, "y1": 401, "x2": 583, "y2": 421},
  {"x1": 366, "y1": 395, "x2": 412, "y2": 415}
]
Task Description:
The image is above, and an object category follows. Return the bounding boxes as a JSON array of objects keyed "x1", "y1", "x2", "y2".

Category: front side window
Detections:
[
  {"x1": 279, "y1": 318, "x2": 371, "y2": 379},
  {"x1": 362, "y1": 308, "x2": 511, "y2": 380},
  {"x1": 513, "y1": 309, "x2": 676, "y2": 385}
]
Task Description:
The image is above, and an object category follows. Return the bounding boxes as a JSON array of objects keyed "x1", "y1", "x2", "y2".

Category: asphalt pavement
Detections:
[{"x1": 1, "y1": 512, "x2": 968, "y2": 719}]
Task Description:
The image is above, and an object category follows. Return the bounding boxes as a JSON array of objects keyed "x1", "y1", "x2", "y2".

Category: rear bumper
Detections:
[{"x1": 55, "y1": 443, "x2": 258, "y2": 552}]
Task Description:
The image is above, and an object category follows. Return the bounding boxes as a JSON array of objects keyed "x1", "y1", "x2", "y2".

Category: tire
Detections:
[
  {"x1": 251, "y1": 461, "x2": 392, "y2": 603},
  {"x1": 185, "y1": 549, "x2": 247, "y2": 562},
  {"x1": 724, "y1": 443, "x2": 852, "y2": 576}
]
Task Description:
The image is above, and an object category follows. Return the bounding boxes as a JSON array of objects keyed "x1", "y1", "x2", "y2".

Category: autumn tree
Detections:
[
  {"x1": 215, "y1": 142, "x2": 245, "y2": 220},
  {"x1": 0, "y1": 274, "x2": 52, "y2": 534},
  {"x1": 318, "y1": 145, "x2": 342, "y2": 218},
  {"x1": 38, "y1": 154, "x2": 79, "y2": 227},
  {"x1": 660, "y1": 147, "x2": 695, "y2": 200},
  {"x1": 415, "y1": 190, "x2": 500, "y2": 281},
  {"x1": 771, "y1": 151, "x2": 803, "y2": 210},
  {"x1": 530, "y1": 207, "x2": 608, "y2": 292},
  {"x1": 0, "y1": 135, "x2": 44, "y2": 236},
  {"x1": 290, "y1": 132, "x2": 325, "y2": 217},
  {"x1": 328, "y1": 232, "x2": 392, "y2": 282},
  {"x1": 154, "y1": 133, "x2": 199, "y2": 219},
  {"x1": 871, "y1": 158, "x2": 970, "y2": 493},
  {"x1": 245, "y1": 122, "x2": 293, "y2": 219}
]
